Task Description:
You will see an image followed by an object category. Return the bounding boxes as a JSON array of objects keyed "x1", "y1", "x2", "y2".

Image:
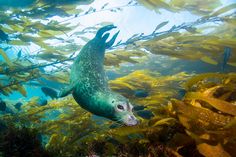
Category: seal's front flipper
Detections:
[{"x1": 58, "y1": 84, "x2": 75, "y2": 98}]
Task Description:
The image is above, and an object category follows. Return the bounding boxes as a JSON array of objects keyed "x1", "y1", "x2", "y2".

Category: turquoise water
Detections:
[{"x1": 0, "y1": 0, "x2": 236, "y2": 156}]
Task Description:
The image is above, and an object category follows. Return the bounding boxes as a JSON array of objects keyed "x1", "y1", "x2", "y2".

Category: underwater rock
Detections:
[{"x1": 0, "y1": 126, "x2": 52, "y2": 157}]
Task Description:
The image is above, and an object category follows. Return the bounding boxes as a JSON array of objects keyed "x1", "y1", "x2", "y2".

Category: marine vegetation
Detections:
[
  {"x1": 1, "y1": 71, "x2": 235, "y2": 156},
  {"x1": 0, "y1": 121, "x2": 52, "y2": 157},
  {"x1": 0, "y1": 0, "x2": 236, "y2": 156}
]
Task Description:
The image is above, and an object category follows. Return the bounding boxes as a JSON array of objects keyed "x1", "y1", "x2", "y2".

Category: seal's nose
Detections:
[
  {"x1": 127, "y1": 115, "x2": 139, "y2": 126},
  {"x1": 133, "y1": 117, "x2": 140, "y2": 125},
  {"x1": 130, "y1": 115, "x2": 136, "y2": 120}
]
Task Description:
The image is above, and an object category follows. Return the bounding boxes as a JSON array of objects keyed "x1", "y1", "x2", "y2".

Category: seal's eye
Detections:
[{"x1": 117, "y1": 104, "x2": 124, "y2": 110}]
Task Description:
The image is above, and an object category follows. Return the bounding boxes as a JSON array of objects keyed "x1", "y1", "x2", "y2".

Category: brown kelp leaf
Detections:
[
  {"x1": 184, "y1": 73, "x2": 226, "y2": 90},
  {"x1": 210, "y1": 3, "x2": 236, "y2": 17},
  {"x1": 7, "y1": 84, "x2": 27, "y2": 97},
  {"x1": 16, "y1": 84, "x2": 27, "y2": 97},
  {"x1": 203, "y1": 85, "x2": 222, "y2": 97},
  {"x1": 228, "y1": 62, "x2": 236, "y2": 67},
  {"x1": 45, "y1": 134, "x2": 60, "y2": 148},
  {"x1": 168, "y1": 133, "x2": 194, "y2": 148},
  {"x1": 104, "y1": 50, "x2": 146, "y2": 67},
  {"x1": 171, "y1": 99, "x2": 233, "y2": 130},
  {"x1": 170, "y1": 0, "x2": 222, "y2": 15},
  {"x1": 0, "y1": 83, "x2": 12, "y2": 96},
  {"x1": 186, "y1": 130, "x2": 231, "y2": 157},
  {"x1": 152, "y1": 118, "x2": 176, "y2": 127},
  {"x1": 185, "y1": 92, "x2": 236, "y2": 116},
  {"x1": 0, "y1": 48, "x2": 13, "y2": 66},
  {"x1": 200, "y1": 56, "x2": 218, "y2": 65},
  {"x1": 197, "y1": 143, "x2": 231, "y2": 157},
  {"x1": 41, "y1": 73, "x2": 69, "y2": 84},
  {"x1": 9, "y1": 40, "x2": 30, "y2": 46},
  {"x1": 153, "y1": 21, "x2": 169, "y2": 32},
  {"x1": 177, "y1": 115, "x2": 191, "y2": 130},
  {"x1": 110, "y1": 125, "x2": 149, "y2": 136},
  {"x1": 224, "y1": 117, "x2": 236, "y2": 129},
  {"x1": 137, "y1": 0, "x2": 175, "y2": 13},
  {"x1": 36, "y1": 52, "x2": 67, "y2": 61}
]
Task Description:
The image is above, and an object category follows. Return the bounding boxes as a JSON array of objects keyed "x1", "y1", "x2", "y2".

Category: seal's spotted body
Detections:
[{"x1": 59, "y1": 25, "x2": 138, "y2": 126}]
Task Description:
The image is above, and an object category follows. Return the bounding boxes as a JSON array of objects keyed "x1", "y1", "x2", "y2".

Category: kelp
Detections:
[
  {"x1": 137, "y1": 0, "x2": 175, "y2": 13},
  {"x1": 183, "y1": 72, "x2": 236, "y2": 90},
  {"x1": 109, "y1": 70, "x2": 190, "y2": 109},
  {"x1": 0, "y1": 1, "x2": 236, "y2": 156},
  {"x1": 1, "y1": 71, "x2": 236, "y2": 156},
  {"x1": 0, "y1": 48, "x2": 13, "y2": 66},
  {"x1": 185, "y1": 92, "x2": 236, "y2": 116},
  {"x1": 104, "y1": 50, "x2": 146, "y2": 67},
  {"x1": 141, "y1": 22, "x2": 236, "y2": 66},
  {"x1": 0, "y1": 1, "x2": 133, "y2": 95},
  {"x1": 137, "y1": 0, "x2": 222, "y2": 15},
  {"x1": 170, "y1": 72, "x2": 236, "y2": 157},
  {"x1": 139, "y1": 4, "x2": 236, "y2": 67},
  {"x1": 0, "y1": 3, "x2": 235, "y2": 97},
  {"x1": 0, "y1": 124, "x2": 52, "y2": 157}
]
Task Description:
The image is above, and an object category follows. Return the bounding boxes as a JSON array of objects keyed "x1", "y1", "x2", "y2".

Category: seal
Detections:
[{"x1": 59, "y1": 25, "x2": 138, "y2": 126}]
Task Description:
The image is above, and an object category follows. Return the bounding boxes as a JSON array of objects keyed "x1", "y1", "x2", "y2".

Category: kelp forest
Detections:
[{"x1": 0, "y1": 0, "x2": 236, "y2": 156}]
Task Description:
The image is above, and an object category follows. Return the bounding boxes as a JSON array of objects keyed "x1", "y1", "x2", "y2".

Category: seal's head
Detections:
[
  {"x1": 107, "y1": 92, "x2": 139, "y2": 126},
  {"x1": 94, "y1": 91, "x2": 138, "y2": 126}
]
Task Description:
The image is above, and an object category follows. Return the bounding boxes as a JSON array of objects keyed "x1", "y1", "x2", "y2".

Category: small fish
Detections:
[
  {"x1": 0, "y1": 98, "x2": 6, "y2": 111},
  {"x1": 41, "y1": 87, "x2": 58, "y2": 99},
  {"x1": 221, "y1": 47, "x2": 232, "y2": 71},
  {"x1": 0, "y1": 29, "x2": 9, "y2": 42},
  {"x1": 15, "y1": 102, "x2": 23, "y2": 110},
  {"x1": 176, "y1": 89, "x2": 186, "y2": 99},
  {"x1": 134, "y1": 89, "x2": 149, "y2": 98},
  {"x1": 133, "y1": 104, "x2": 146, "y2": 111},
  {"x1": 136, "y1": 110, "x2": 154, "y2": 119},
  {"x1": 37, "y1": 97, "x2": 48, "y2": 106},
  {"x1": 17, "y1": 50, "x2": 22, "y2": 59},
  {"x1": 2, "y1": 46, "x2": 11, "y2": 51}
]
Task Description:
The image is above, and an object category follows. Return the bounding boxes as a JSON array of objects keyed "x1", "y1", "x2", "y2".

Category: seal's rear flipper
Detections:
[
  {"x1": 58, "y1": 85, "x2": 75, "y2": 98},
  {"x1": 105, "y1": 31, "x2": 120, "y2": 49},
  {"x1": 96, "y1": 25, "x2": 116, "y2": 38}
]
